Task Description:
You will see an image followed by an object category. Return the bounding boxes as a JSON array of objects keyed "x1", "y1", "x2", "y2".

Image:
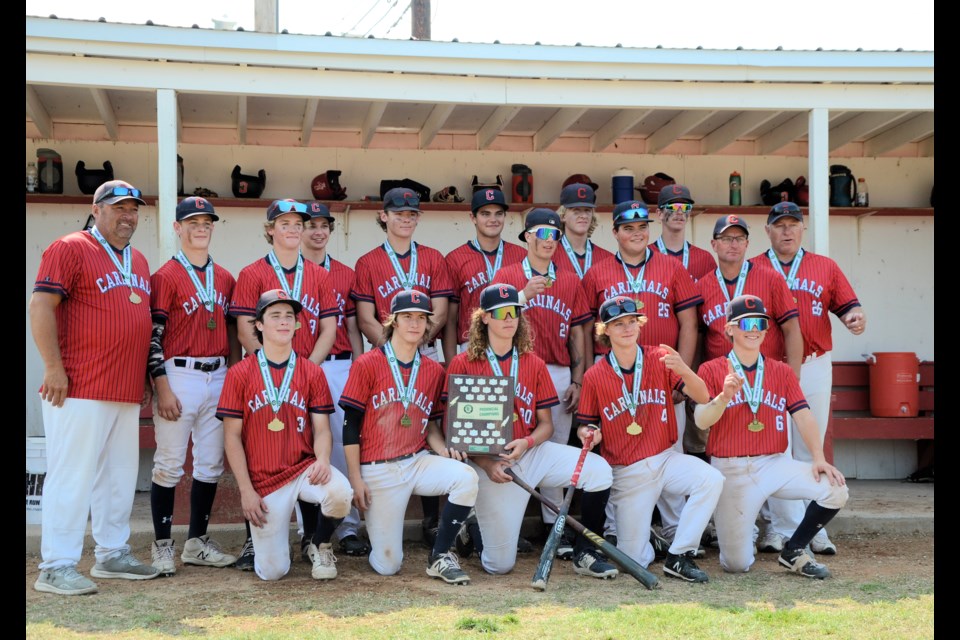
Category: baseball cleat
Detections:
[
  {"x1": 151, "y1": 539, "x2": 177, "y2": 576},
  {"x1": 757, "y1": 531, "x2": 787, "y2": 553},
  {"x1": 810, "y1": 534, "x2": 837, "y2": 556},
  {"x1": 663, "y1": 551, "x2": 709, "y2": 583},
  {"x1": 650, "y1": 528, "x2": 669, "y2": 562},
  {"x1": 310, "y1": 543, "x2": 338, "y2": 580},
  {"x1": 90, "y1": 551, "x2": 160, "y2": 580},
  {"x1": 182, "y1": 535, "x2": 237, "y2": 568},
  {"x1": 34, "y1": 566, "x2": 99, "y2": 596},
  {"x1": 235, "y1": 538, "x2": 255, "y2": 571},
  {"x1": 338, "y1": 534, "x2": 371, "y2": 557},
  {"x1": 427, "y1": 551, "x2": 470, "y2": 585},
  {"x1": 779, "y1": 547, "x2": 832, "y2": 579},
  {"x1": 516, "y1": 535, "x2": 535, "y2": 553},
  {"x1": 573, "y1": 549, "x2": 618, "y2": 579},
  {"x1": 455, "y1": 509, "x2": 478, "y2": 558},
  {"x1": 555, "y1": 527, "x2": 576, "y2": 560}
]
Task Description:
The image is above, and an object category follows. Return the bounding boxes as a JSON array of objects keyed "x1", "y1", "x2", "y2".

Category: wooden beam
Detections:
[
  {"x1": 361, "y1": 101, "x2": 387, "y2": 148},
  {"x1": 917, "y1": 135, "x2": 934, "y2": 157},
  {"x1": 701, "y1": 110, "x2": 778, "y2": 155},
  {"x1": 419, "y1": 103, "x2": 455, "y2": 149},
  {"x1": 254, "y1": 0, "x2": 278, "y2": 33},
  {"x1": 300, "y1": 97, "x2": 319, "y2": 147},
  {"x1": 89, "y1": 88, "x2": 119, "y2": 141},
  {"x1": 829, "y1": 111, "x2": 902, "y2": 151},
  {"x1": 237, "y1": 95, "x2": 247, "y2": 145},
  {"x1": 864, "y1": 113, "x2": 934, "y2": 156},
  {"x1": 756, "y1": 112, "x2": 807, "y2": 155},
  {"x1": 533, "y1": 107, "x2": 587, "y2": 152},
  {"x1": 477, "y1": 105, "x2": 521, "y2": 150},
  {"x1": 832, "y1": 417, "x2": 933, "y2": 440},
  {"x1": 646, "y1": 110, "x2": 714, "y2": 154},
  {"x1": 25, "y1": 85, "x2": 52, "y2": 138},
  {"x1": 591, "y1": 109, "x2": 650, "y2": 152}
]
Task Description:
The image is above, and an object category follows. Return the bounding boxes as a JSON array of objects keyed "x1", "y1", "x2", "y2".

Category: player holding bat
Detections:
[
  {"x1": 577, "y1": 296, "x2": 723, "y2": 583},
  {"x1": 444, "y1": 284, "x2": 615, "y2": 579}
]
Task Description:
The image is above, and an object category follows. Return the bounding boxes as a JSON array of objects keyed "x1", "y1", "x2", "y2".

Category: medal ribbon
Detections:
[
  {"x1": 470, "y1": 239, "x2": 505, "y2": 281},
  {"x1": 320, "y1": 253, "x2": 331, "y2": 271},
  {"x1": 616, "y1": 247, "x2": 652, "y2": 294},
  {"x1": 383, "y1": 241, "x2": 418, "y2": 290},
  {"x1": 714, "y1": 260, "x2": 750, "y2": 305},
  {"x1": 655, "y1": 237, "x2": 689, "y2": 270},
  {"x1": 607, "y1": 348, "x2": 644, "y2": 422},
  {"x1": 267, "y1": 250, "x2": 304, "y2": 301},
  {"x1": 174, "y1": 252, "x2": 215, "y2": 312},
  {"x1": 560, "y1": 236, "x2": 592, "y2": 279},
  {"x1": 766, "y1": 247, "x2": 804, "y2": 290},
  {"x1": 256, "y1": 350, "x2": 297, "y2": 415},
  {"x1": 727, "y1": 351, "x2": 765, "y2": 420},
  {"x1": 521, "y1": 257, "x2": 556, "y2": 283},
  {"x1": 485, "y1": 346, "x2": 519, "y2": 390},
  {"x1": 384, "y1": 342, "x2": 421, "y2": 415},
  {"x1": 90, "y1": 226, "x2": 133, "y2": 291}
]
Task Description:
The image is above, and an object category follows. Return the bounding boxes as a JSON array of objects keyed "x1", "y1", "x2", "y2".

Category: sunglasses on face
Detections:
[
  {"x1": 529, "y1": 228, "x2": 561, "y2": 241},
  {"x1": 273, "y1": 201, "x2": 308, "y2": 214},
  {"x1": 603, "y1": 299, "x2": 639, "y2": 319},
  {"x1": 489, "y1": 306, "x2": 522, "y2": 320},
  {"x1": 96, "y1": 186, "x2": 142, "y2": 202},
  {"x1": 662, "y1": 203, "x2": 693, "y2": 215},
  {"x1": 715, "y1": 235, "x2": 748, "y2": 245},
  {"x1": 615, "y1": 208, "x2": 650, "y2": 222},
  {"x1": 735, "y1": 317, "x2": 769, "y2": 331},
  {"x1": 384, "y1": 194, "x2": 421, "y2": 210}
]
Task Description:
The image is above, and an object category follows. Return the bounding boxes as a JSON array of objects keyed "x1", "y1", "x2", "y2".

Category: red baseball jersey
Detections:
[
  {"x1": 581, "y1": 250, "x2": 702, "y2": 356},
  {"x1": 577, "y1": 347, "x2": 685, "y2": 466},
  {"x1": 33, "y1": 230, "x2": 152, "y2": 403},
  {"x1": 697, "y1": 262, "x2": 799, "y2": 363},
  {"x1": 216, "y1": 353, "x2": 334, "y2": 496},
  {"x1": 445, "y1": 241, "x2": 527, "y2": 344},
  {"x1": 313, "y1": 257, "x2": 357, "y2": 356},
  {"x1": 698, "y1": 355, "x2": 809, "y2": 458},
  {"x1": 150, "y1": 258, "x2": 235, "y2": 359},
  {"x1": 492, "y1": 262, "x2": 592, "y2": 367},
  {"x1": 653, "y1": 240, "x2": 718, "y2": 282},
  {"x1": 230, "y1": 256, "x2": 339, "y2": 358},
  {"x1": 553, "y1": 241, "x2": 615, "y2": 278},
  {"x1": 442, "y1": 350, "x2": 559, "y2": 439},
  {"x1": 351, "y1": 242, "x2": 454, "y2": 322},
  {"x1": 339, "y1": 347, "x2": 446, "y2": 463},
  {"x1": 749, "y1": 250, "x2": 861, "y2": 358}
]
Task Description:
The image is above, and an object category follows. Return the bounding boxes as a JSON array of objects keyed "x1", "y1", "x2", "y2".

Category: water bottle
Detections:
[
  {"x1": 611, "y1": 168, "x2": 635, "y2": 205},
  {"x1": 26, "y1": 162, "x2": 38, "y2": 193},
  {"x1": 729, "y1": 171, "x2": 742, "y2": 206},
  {"x1": 855, "y1": 177, "x2": 869, "y2": 207}
]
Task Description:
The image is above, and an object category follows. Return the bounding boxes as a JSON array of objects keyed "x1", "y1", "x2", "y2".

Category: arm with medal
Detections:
[{"x1": 693, "y1": 360, "x2": 744, "y2": 430}]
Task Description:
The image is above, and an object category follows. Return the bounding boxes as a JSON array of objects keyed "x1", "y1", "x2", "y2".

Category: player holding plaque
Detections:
[{"x1": 444, "y1": 284, "x2": 615, "y2": 579}]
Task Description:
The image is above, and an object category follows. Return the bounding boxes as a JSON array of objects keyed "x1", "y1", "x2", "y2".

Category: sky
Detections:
[{"x1": 26, "y1": 0, "x2": 934, "y2": 51}]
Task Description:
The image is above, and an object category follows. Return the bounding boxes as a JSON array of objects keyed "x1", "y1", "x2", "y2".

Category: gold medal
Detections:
[
  {"x1": 635, "y1": 300, "x2": 644, "y2": 309},
  {"x1": 400, "y1": 413, "x2": 413, "y2": 428},
  {"x1": 626, "y1": 421, "x2": 642, "y2": 435},
  {"x1": 295, "y1": 321, "x2": 302, "y2": 330},
  {"x1": 129, "y1": 291, "x2": 142, "y2": 304},
  {"x1": 207, "y1": 317, "x2": 217, "y2": 330},
  {"x1": 748, "y1": 419, "x2": 765, "y2": 432},
  {"x1": 268, "y1": 417, "x2": 285, "y2": 432},
  {"x1": 513, "y1": 412, "x2": 520, "y2": 425},
  {"x1": 544, "y1": 278, "x2": 554, "y2": 288}
]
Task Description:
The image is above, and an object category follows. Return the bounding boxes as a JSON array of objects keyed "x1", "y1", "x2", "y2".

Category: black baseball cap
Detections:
[
  {"x1": 479, "y1": 283, "x2": 521, "y2": 311},
  {"x1": 306, "y1": 201, "x2": 336, "y2": 222},
  {"x1": 767, "y1": 201, "x2": 803, "y2": 224},
  {"x1": 176, "y1": 196, "x2": 219, "y2": 222},
  {"x1": 713, "y1": 214, "x2": 750, "y2": 237},
  {"x1": 256, "y1": 289, "x2": 303, "y2": 319},
  {"x1": 560, "y1": 182, "x2": 597, "y2": 208},
  {"x1": 611, "y1": 200, "x2": 652, "y2": 226},
  {"x1": 471, "y1": 187, "x2": 509, "y2": 214},
  {"x1": 598, "y1": 295, "x2": 645, "y2": 323},
  {"x1": 382, "y1": 187, "x2": 421, "y2": 212},
  {"x1": 658, "y1": 183, "x2": 694, "y2": 207},
  {"x1": 93, "y1": 180, "x2": 146, "y2": 206},
  {"x1": 726, "y1": 294, "x2": 770, "y2": 322},
  {"x1": 518, "y1": 207, "x2": 562, "y2": 242},
  {"x1": 266, "y1": 199, "x2": 311, "y2": 222},
  {"x1": 389, "y1": 290, "x2": 434, "y2": 315}
]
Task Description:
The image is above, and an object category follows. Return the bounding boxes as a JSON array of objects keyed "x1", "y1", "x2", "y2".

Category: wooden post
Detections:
[
  {"x1": 254, "y1": 0, "x2": 278, "y2": 34},
  {"x1": 412, "y1": 0, "x2": 431, "y2": 40}
]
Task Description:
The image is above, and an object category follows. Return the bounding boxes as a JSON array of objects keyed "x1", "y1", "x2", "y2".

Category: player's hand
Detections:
[
  {"x1": 721, "y1": 361, "x2": 744, "y2": 402},
  {"x1": 487, "y1": 459, "x2": 513, "y2": 483},
  {"x1": 350, "y1": 477, "x2": 372, "y2": 512},
  {"x1": 577, "y1": 425, "x2": 601, "y2": 449},
  {"x1": 811, "y1": 458, "x2": 847, "y2": 486},
  {"x1": 562, "y1": 383, "x2": 580, "y2": 413},
  {"x1": 141, "y1": 383, "x2": 153, "y2": 409},
  {"x1": 843, "y1": 310, "x2": 866, "y2": 335},
  {"x1": 658, "y1": 344, "x2": 688, "y2": 374},
  {"x1": 241, "y1": 488, "x2": 268, "y2": 528},
  {"x1": 307, "y1": 460, "x2": 332, "y2": 485},
  {"x1": 156, "y1": 387, "x2": 182, "y2": 421},
  {"x1": 500, "y1": 438, "x2": 529, "y2": 462},
  {"x1": 522, "y1": 276, "x2": 549, "y2": 300},
  {"x1": 40, "y1": 365, "x2": 69, "y2": 408},
  {"x1": 439, "y1": 447, "x2": 467, "y2": 462}
]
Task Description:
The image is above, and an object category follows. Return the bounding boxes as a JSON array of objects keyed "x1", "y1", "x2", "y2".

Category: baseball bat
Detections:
[
  {"x1": 531, "y1": 432, "x2": 593, "y2": 591},
  {"x1": 505, "y1": 468, "x2": 660, "y2": 590}
]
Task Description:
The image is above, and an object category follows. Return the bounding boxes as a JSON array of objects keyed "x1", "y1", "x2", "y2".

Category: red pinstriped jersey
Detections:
[
  {"x1": 492, "y1": 263, "x2": 592, "y2": 367},
  {"x1": 698, "y1": 355, "x2": 809, "y2": 458},
  {"x1": 697, "y1": 262, "x2": 799, "y2": 363},
  {"x1": 217, "y1": 354, "x2": 334, "y2": 496},
  {"x1": 316, "y1": 257, "x2": 357, "y2": 356},
  {"x1": 339, "y1": 347, "x2": 445, "y2": 463},
  {"x1": 553, "y1": 242, "x2": 615, "y2": 278},
  {"x1": 33, "y1": 230, "x2": 152, "y2": 403},
  {"x1": 445, "y1": 241, "x2": 527, "y2": 344},
  {"x1": 442, "y1": 350, "x2": 559, "y2": 439},
  {"x1": 150, "y1": 258, "x2": 235, "y2": 359},
  {"x1": 654, "y1": 241, "x2": 718, "y2": 282},
  {"x1": 581, "y1": 251, "x2": 702, "y2": 356},
  {"x1": 352, "y1": 242, "x2": 454, "y2": 322},
  {"x1": 230, "y1": 256, "x2": 339, "y2": 358},
  {"x1": 749, "y1": 251, "x2": 860, "y2": 358}
]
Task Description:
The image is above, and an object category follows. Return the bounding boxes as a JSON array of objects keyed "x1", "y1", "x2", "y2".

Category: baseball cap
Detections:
[
  {"x1": 713, "y1": 214, "x2": 750, "y2": 237},
  {"x1": 598, "y1": 295, "x2": 645, "y2": 324},
  {"x1": 255, "y1": 289, "x2": 303, "y2": 320},
  {"x1": 479, "y1": 283, "x2": 521, "y2": 312},
  {"x1": 306, "y1": 201, "x2": 336, "y2": 222},
  {"x1": 390, "y1": 290, "x2": 434, "y2": 315},
  {"x1": 471, "y1": 187, "x2": 509, "y2": 214},
  {"x1": 176, "y1": 196, "x2": 219, "y2": 222},
  {"x1": 725, "y1": 294, "x2": 770, "y2": 323},
  {"x1": 382, "y1": 187, "x2": 421, "y2": 212},
  {"x1": 767, "y1": 201, "x2": 803, "y2": 224},
  {"x1": 93, "y1": 180, "x2": 146, "y2": 206},
  {"x1": 560, "y1": 182, "x2": 597, "y2": 208},
  {"x1": 612, "y1": 200, "x2": 652, "y2": 226},
  {"x1": 266, "y1": 199, "x2": 311, "y2": 222},
  {"x1": 658, "y1": 183, "x2": 694, "y2": 207},
  {"x1": 518, "y1": 207, "x2": 562, "y2": 242},
  {"x1": 562, "y1": 173, "x2": 599, "y2": 191}
]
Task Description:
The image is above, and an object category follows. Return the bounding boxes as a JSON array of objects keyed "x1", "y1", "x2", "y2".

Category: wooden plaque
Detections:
[{"x1": 445, "y1": 374, "x2": 514, "y2": 455}]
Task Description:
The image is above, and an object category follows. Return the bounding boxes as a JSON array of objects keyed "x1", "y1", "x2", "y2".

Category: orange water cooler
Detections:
[{"x1": 866, "y1": 352, "x2": 920, "y2": 417}]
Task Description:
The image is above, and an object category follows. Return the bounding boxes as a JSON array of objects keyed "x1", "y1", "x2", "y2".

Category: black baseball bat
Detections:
[{"x1": 506, "y1": 468, "x2": 660, "y2": 590}]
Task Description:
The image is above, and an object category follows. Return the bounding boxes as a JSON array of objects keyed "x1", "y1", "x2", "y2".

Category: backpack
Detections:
[
  {"x1": 829, "y1": 164, "x2": 857, "y2": 207},
  {"x1": 759, "y1": 177, "x2": 797, "y2": 206},
  {"x1": 795, "y1": 176, "x2": 809, "y2": 207}
]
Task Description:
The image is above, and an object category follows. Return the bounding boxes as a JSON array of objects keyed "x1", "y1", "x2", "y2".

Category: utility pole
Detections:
[
  {"x1": 412, "y1": 0, "x2": 431, "y2": 40},
  {"x1": 254, "y1": 0, "x2": 278, "y2": 33}
]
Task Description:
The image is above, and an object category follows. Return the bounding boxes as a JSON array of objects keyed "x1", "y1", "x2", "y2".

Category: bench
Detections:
[{"x1": 823, "y1": 360, "x2": 934, "y2": 465}]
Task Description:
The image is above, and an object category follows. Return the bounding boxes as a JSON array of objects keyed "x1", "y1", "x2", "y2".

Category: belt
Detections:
[
  {"x1": 173, "y1": 357, "x2": 223, "y2": 372},
  {"x1": 360, "y1": 451, "x2": 418, "y2": 466},
  {"x1": 804, "y1": 351, "x2": 827, "y2": 363},
  {"x1": 324, "y1": 352, "x2": 352, "y2": 361}
]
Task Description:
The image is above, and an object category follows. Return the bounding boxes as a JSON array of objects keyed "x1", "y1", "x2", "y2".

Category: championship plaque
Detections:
[{"x1": 444, "y1": 374, "x2": 514, "y2": 455}]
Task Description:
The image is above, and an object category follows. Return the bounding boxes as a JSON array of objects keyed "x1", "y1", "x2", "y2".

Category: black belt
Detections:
[
  {"x1": 324, "y1": 352, "x2": 352, "y2": 361},
  {"x1": 360, "y1": 451, "x2": 418, "y2": 466},
  {"x1": 173, "y1": 358, "x2": 222, "y2": 372}
]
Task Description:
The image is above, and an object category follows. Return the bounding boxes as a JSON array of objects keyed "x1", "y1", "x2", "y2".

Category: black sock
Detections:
[
  {"x1": 421, "y1": 495, "x2": 440, "y2": 525},
  {"x1": 151, "y1": 482, "x2": 176, "y2": 541},
  {"x1": 299, "y1": 500, "x2": 320, "y2": 540},
  {"x1": 432, "y1": 502, "x2": 471, "y2": 557},
  {"x1": 313, "y1": 514, "x2": 344, "y2": 546},
  {"x1": 188, "y1": 479, "x2": 218, "y2": 539},
  {"x1": 785, "y1": 502, "x2": 841, "y2": 551},
  {"x1": 574, "y1": 488, "x2": 610, "y2": 556},
  {"x1": 245, "y1": 519, "x2": 252, "y2": 540}
]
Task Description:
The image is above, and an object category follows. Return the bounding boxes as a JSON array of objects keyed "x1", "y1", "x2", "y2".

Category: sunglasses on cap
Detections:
[
  {"x1": 661, "y1": 203, "x2": 693, "y2": 215},
  {"x1": 273, "y1": 200, "x2": 308, "y2": 214},
  {"x1": 733, "y1": 317, "x2": 769, "y2": 331},
  {"x1": 615, "y1": 209, "x2": 650, "y2": 222},
  {"x1": 384, "y1": 194, "x2": 421, "y2": 209},
  {"x1": 489, "y1": 306, "x2": 522, "y2": 320},
  {"x1": 528, "y1": 227, "x2": 561, "y2": 241},
  {"x1": 603, "y1": 299, "x2": 640, "y2": 318},
  {"x1": 96, "y1": 186, "x2": 142, "y2": 203}
]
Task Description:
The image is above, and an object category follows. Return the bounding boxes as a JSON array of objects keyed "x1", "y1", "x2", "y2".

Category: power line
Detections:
[
  {"x1": 362, "y1": 0, "x2": 402, "y2": 37},
  {"x1": 344, "y1": 0, "x2": 384, "y2": 36},
  {"x1": 383, "y1": 1, "x2": 412, "y2": 36}
]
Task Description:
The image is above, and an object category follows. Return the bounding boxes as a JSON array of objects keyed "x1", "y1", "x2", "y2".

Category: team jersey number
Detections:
[
  {"x1": 297, "y1": 416, "x2": 306, "y2": 433},
  {"x1": 310, "y1": 318, "x2": 317, "y2": 334},
  {"x1": 559, "y1": 323, "x2": 568, "y2": 339},
  {"x1": 776, "y1": 415, "x2": 785, "y2": 432},
  {"x1": 658, "y1": 302, "x2": 671, "y2": 319},
  {"x1": 811, "y1": 300, "x2": 823, "y2": 317},
  {"x1": 661, "y1": 408, "x2": 667, "y2": 422}
]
